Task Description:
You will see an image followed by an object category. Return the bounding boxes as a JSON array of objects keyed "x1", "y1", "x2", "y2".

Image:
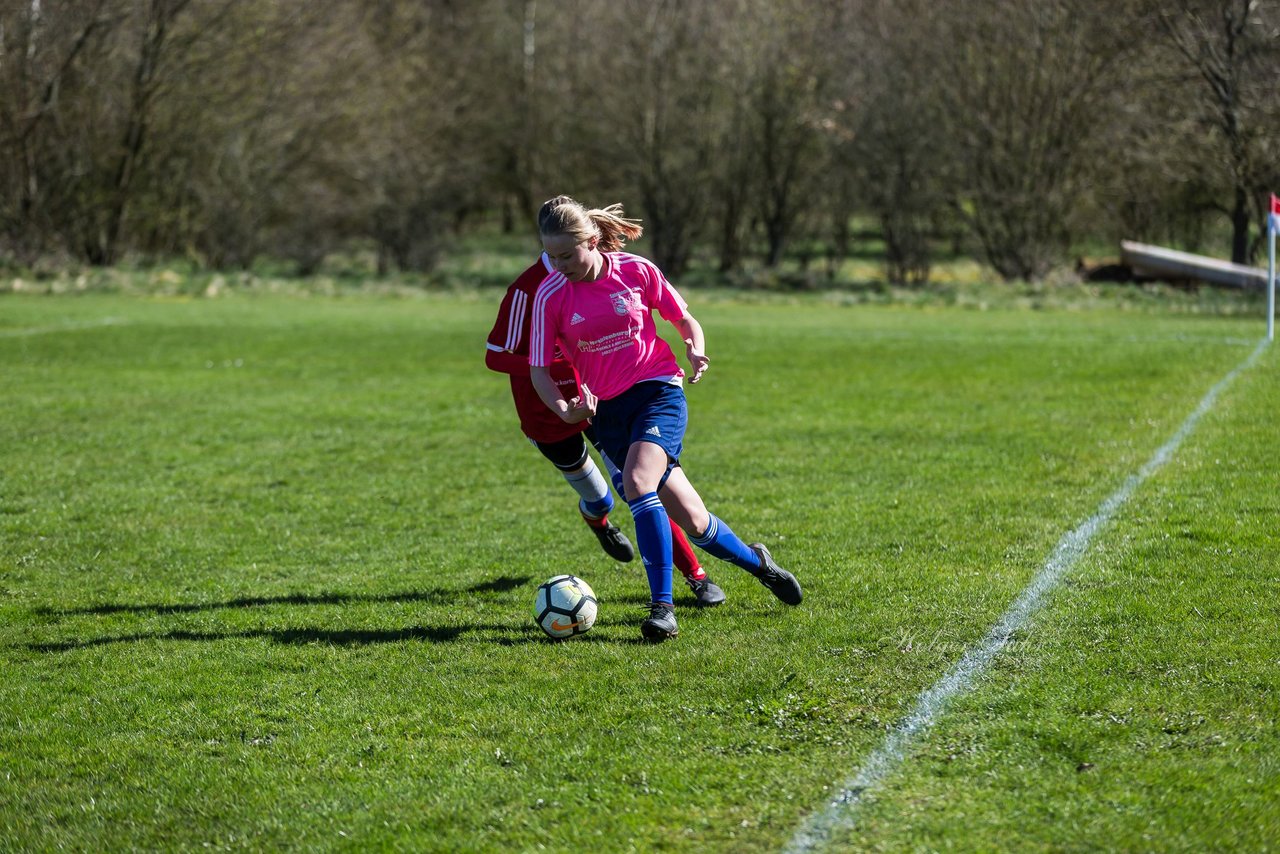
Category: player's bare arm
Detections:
[
  {"x1": 675, "y1": 314, "x2": 709, "y2": 383},
  {"x1": 531, "y1": 364, "x2": 596, "y2": 423}
]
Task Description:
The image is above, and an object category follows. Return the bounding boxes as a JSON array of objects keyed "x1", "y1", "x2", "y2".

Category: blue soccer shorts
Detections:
[{"x1": 592, "y1": 381, "x2": 687, "y2": 479}]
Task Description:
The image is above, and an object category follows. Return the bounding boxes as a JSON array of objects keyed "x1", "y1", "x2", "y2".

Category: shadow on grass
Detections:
[
  {"x1": 26, "y1": 624, "x2": 525, "y2": 652},
  {"x1": 23, "y1": 574, "x2": 710, "y2": 651},
  {"x1": 23, "y1": 575, "x2": 554, "y2": 651},
  {"x1": 28, "y1": 619, "x2": 666, "y2": 651},
  {"x1": 32, "y1": 575, "x2": 532, "y2": 617}
]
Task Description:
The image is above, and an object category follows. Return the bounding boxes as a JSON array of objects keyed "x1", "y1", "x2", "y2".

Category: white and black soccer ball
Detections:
[{"x1": 533, "y1": 574, "x2": 598, "y2": 639}]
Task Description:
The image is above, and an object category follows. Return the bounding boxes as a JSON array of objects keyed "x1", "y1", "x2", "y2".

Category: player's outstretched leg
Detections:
[
  {"x1": 689, "y1": 514, "x2": 802, "y2": 606},
  {"x1": 658, "y1": 466, "x2": 794, "y2": 606},
  {"x1": 747, "y1": 542, "x2": 802, "y2": 606}
]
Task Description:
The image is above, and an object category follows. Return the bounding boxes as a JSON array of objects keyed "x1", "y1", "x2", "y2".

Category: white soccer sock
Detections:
[{"x1": 563, "y1": 457, "x2": 612, "y2": 518}]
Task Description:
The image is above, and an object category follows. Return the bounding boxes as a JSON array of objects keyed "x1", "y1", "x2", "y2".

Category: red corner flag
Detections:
[{"x1": 1271, "y1": 193, "x2": 1280, "y2": 232}]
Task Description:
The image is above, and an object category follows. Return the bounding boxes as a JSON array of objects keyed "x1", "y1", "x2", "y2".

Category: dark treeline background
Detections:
[{"x1": 2, "y1": 0, "x2": 1278, "y2": 283}]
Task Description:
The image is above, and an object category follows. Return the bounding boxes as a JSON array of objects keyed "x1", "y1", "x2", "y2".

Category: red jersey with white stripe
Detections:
[
  {"x1": 485, "y1": 255, "x2": 585, "y2": 443},
  {"x1": 530, "y1": 253, "x2": 688, "y2": 401}
]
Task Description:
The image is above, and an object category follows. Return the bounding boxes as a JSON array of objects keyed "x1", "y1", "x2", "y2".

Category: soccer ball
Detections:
[{"x1": 533, "y1": 574, "x2": 598, "y2": 639}]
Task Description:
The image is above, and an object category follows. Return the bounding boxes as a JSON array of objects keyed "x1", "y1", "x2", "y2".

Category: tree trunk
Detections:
[{"x1": 101, "y1": 0, "x2": 190, "y2": 265}]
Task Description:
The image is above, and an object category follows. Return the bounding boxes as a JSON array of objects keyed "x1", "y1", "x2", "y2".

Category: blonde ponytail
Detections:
[
  {"x1": 538, "y1": 195, "x2": 644, "y2": 252},
  {"x1": 585, "y1": 204, "x2": 643, "y2": 252}
]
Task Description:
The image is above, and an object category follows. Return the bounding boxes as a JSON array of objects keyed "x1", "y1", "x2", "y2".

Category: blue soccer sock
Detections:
[
  {"x1": 628, "y1": 492, "x2": 673, "y2": 605},
  {"x1": 690, "y1": 514, "x2": 763, "y2": 576}
]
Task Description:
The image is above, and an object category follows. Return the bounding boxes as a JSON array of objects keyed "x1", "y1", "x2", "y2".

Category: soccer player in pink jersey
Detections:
[
  {"x1": 528, "y1": 196, "x2": 802, "y2": 642},
  {"x1": 485, "y1": 254, "x2": 725, "y2": 607}
]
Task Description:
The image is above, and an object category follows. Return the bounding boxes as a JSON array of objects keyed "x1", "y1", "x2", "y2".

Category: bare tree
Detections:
[
  {"x1": 91, "y1": 0, "x2": 198, "y2": 264},
  {"x1": 4, "y1": 0, "x2": 1274, "y2": 282},
  {"x1": 929, "y1": 0, "x2": 1142, "y2": 281},
  {"x1": 146, "y1": 1, "x2": 362, "y2": 269},
  {"x1": 590, "y1": 0, "x2": 732, "y2": 275},
  {"x1": 1155, "y1": 0, "x2": 1280, "y2": 263},
  {"x1": 0, "y1": 0, "x2": 116, "y2": 260},
  {"x1": 833, "y1": 0, "x2": 948, "y2": 285},
  {"x1": 748, "y1": 0, "x2": 840, "y2": 268}
]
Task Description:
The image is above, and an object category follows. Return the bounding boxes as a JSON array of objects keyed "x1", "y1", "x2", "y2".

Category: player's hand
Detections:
[
  {"x1": 562, "y1": 384, "x2": 598, "y2": 423},
  {"x1": 686, "y1": 344, "x2": 709, "y2": 384}
]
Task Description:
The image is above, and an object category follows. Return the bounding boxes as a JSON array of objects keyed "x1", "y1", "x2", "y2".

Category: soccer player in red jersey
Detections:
[
  {"x1": 529, "y1": 196, "x2": 801, "y2": 642},
  {"x1": 485, "y1": 254, "x2": 725, "y2": 608}
]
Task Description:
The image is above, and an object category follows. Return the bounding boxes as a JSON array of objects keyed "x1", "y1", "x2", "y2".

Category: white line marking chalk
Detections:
[
  {"x1": 0, "y1": 318, "x2": 129, "y2": 338},
  {"x1": 786, "y1": 338, "x2": 1269, "y2": 853}
]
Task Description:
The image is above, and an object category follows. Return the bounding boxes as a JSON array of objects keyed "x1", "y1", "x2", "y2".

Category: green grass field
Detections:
[{"x1": 2, "y1": 288, "x2": 1277, "y2": 851}]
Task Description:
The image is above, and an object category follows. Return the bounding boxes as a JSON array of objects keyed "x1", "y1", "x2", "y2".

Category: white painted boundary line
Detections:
[
  {"x1": 0, "y1": 317, "x2": 128, "y2": 338},
  {"x1": 786, "y1": 337, "x2": 1271, "y2": 854}
]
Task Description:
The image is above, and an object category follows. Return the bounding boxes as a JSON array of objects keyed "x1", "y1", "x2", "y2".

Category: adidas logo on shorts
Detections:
[{"x1": 646, "y1": 426, "x2": 662, "y2": 438}]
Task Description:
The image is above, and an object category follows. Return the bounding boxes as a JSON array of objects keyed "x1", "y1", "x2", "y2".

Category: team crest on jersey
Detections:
[{"x1": 609, "y1": 289, "x2": 638, "y2": 316}]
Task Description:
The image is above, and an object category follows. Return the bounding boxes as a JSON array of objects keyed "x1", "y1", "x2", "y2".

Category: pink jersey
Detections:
[{"x1": 530, "y1": 252, "x2": 688, "y2": 401}]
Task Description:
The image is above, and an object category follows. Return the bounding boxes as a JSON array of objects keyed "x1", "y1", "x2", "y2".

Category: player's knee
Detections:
[
  {"x1": 557, "y1": 447, "x2": 590, "y2": 474},
  {"x1": 622, "y1": 471, "x2": 658, "y2": 501}
]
